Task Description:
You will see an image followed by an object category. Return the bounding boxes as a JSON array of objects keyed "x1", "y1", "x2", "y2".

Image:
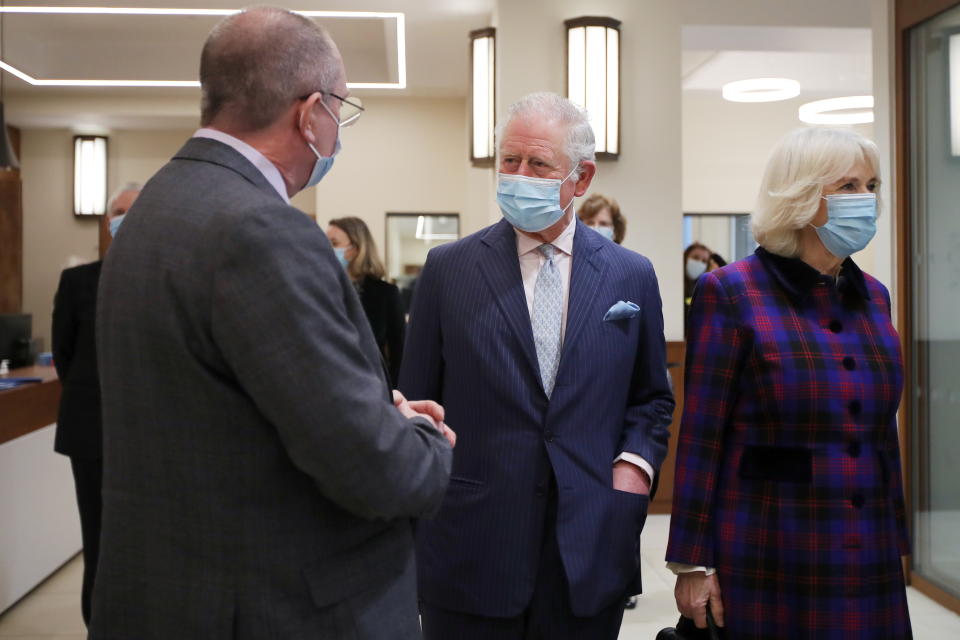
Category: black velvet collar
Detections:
[{"x1": 755, "y1": 247, "x2": 870, "y2": 304}]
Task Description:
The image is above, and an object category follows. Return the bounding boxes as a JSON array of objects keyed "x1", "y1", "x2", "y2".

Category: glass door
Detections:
[{"x1": 909, "y1": 2, "x2": 960, "y2": 600}]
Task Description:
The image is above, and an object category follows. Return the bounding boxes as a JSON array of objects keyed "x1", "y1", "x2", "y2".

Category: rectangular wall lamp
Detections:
[
  {"x1": 470, "y1": 27, "x2": 495, "y2": 167},
  {"x1": 951, "y1": 31, "x2": 960, "y2": 157},
  {"x1": 73, "y1": 135, "x2": 107, "y2": 215},
  {"x1": 565, "y1": 16, "x2": 620, "y2": 158}
]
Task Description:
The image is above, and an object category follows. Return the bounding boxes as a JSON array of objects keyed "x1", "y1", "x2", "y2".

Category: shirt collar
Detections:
[
  {"x1": 755, "y1": 246, "x2": 870, "y2": 303},
  {"x1": 192, "y1": 128, "x2": 290, "y2": 204},
  {"x1": 515, "y1": 212, "x2": 578, "y2": 257}
]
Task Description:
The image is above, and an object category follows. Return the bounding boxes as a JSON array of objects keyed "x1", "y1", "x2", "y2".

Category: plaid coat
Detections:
[{"x1": 666, "y1": 248, "x2": 912, "y2": 639}]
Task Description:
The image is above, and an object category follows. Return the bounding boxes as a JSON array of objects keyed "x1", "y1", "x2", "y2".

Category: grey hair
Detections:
[
  {"x1": 495, "y1": 92, "x2": 595, "y2": 178},
  {"x1": 752, "y1": 127, "x2": 881, "y2": 257},
  {"x1": 199, "y1": 6, "x2": 340, "y2": 131},
  {"x1": 107, "y1": 182, "x2": 142, "y2": 216}
]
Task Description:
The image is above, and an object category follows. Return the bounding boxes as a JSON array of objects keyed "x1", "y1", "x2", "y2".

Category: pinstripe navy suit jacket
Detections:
[{"x1": 399, "y1": 218, "x2": 675, "y2": 618}]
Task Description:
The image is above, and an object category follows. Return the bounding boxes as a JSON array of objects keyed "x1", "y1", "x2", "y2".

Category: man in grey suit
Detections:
[{"x1": 91, "y1": 8, "x2": 453, "y2": 639}]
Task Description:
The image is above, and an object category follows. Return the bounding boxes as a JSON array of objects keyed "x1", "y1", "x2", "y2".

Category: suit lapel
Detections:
[
  {"x1": 478, "y1": 220, "x2": 542, "y2": 386},
  {"x1": 559, "y1": 221, "x2": 605, "y2": 367}
]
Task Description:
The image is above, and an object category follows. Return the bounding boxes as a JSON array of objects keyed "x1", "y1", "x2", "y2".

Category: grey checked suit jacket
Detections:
[{"x1": 91, "y1": 137, "x2": 452, "y2": 639}]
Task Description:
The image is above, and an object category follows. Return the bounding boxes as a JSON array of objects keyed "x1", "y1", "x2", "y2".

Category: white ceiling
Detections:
[
  {"x1": 0, "y1": 0, "x2": 876, "y2": 129},
  {"x1": 683, "y1": 26, "x2": 873, "y2": 95}
]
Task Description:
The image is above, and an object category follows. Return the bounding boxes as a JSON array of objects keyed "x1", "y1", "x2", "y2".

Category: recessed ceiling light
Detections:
[
  {"x1": 0, "y1": 7, "x2": 406, "y2": 89},
  {"x1": 722, "y1": 78, "x2": 800, "y2": 103},
  {"x1": 798, "y1": 96, "x2": 874, "y2": 124}
]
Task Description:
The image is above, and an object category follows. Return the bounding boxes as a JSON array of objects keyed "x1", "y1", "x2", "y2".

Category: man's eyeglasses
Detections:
[{"x1": 301, "y1": 91, "x2": 364, "y2": 127}]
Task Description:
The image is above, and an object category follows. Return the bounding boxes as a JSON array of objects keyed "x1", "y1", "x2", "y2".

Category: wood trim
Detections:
[
  {"x1": 650, "y1": 340, "x2": 684, "y2": 514},
  {"x1": 563, "y1": 16, "x2": 622, "y2": 30},
  {"x1": 0, "y1": 126, "x2": 22, "y2": 314},
  {"x1": 911, "y1": 573, "x2": 960, "y2": 614},
  {"x1": 896, "y1": 0, "x2": 960, "y2": 30},
  {"x1": 0, "y1": 366, "x2": 61, "y2": 446}
]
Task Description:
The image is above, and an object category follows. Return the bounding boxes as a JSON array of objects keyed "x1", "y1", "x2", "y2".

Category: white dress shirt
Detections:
[
  {"x1": 192, "y1": 128, "x2": 290, "y2": 204},
  {"x1": 514, "y1": 216, "x2": 655, "y2": 483}
]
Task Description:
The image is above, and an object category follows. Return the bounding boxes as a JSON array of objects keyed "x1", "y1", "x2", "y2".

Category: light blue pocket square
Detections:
[{"x1": 603, "y1": 300, "x2": 641, "y2": 321}]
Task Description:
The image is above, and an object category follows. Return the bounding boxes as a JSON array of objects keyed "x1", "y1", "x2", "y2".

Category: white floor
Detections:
[{"x1": 1, "y1": 515, "x2": 959, "y2": 638}]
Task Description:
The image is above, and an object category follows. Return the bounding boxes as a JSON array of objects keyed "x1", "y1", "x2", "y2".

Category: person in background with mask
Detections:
[
  {"x1": 577, "y1": 193, "x2": 626, "y2": 244},
  {"x1": 667, "y1": 127, "x2": 912, "y2": 639},
  {"x1": 400, "y1": 92, "x2": 674, "y2": 640},
  {"x1": 92, "y1": 8, "x2": 453, "y2": 638},
  {"x1": 51, "y1": 183, "x2": 140, "y2": 627},
  {"x1": 326, "y1": 216, "x2": 405, "y2": 385},
  {"x1": 683, "y1": 242, "x2": 716, "y2": 313}
]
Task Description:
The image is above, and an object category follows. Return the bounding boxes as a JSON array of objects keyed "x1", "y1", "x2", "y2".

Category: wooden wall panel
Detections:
[
  {"x1": 651, "y1": 340, "x2": 685, "y2": 515},
  {"x1": 0, "y1": 126, "x2": 22, "y2": 313}
]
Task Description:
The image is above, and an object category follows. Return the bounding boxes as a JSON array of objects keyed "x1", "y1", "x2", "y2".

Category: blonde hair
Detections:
[
  {"x1": 751, "y1": 127, "x2": 881, "y2": 257},
  {"x1": 328, "y1": 217, "x2": 386, "y2": 281}
]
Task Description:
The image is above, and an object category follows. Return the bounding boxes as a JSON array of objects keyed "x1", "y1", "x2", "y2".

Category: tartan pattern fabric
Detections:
[{"x1": 666, "y1": 248, "x2": 912, "y2": 639}]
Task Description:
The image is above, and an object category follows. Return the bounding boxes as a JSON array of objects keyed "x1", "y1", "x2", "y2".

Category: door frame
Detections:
[{"x1": 895, "y1": 0, "x2": 960, "y2": 615}]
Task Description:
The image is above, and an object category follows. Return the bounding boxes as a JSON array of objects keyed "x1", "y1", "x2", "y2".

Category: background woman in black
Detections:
[{"x1": 326, "y1": 217, "x2": 406, "y2": 386}]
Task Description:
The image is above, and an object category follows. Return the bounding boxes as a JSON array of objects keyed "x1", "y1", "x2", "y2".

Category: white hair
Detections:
[
  {"x1": 494, "y1": 92, "x2": 595, "y2": 179},
  {"x1": 751, "y1": 127, "x2": 881, "y2": 258},
  {"x1": 107, "y1": 182, "x2": 142, "y2": 216}
]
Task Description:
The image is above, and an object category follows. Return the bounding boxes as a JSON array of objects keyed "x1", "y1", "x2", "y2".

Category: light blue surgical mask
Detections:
[
  {"x1": 302, "y1": 98, "x2": 342, "y2": 189},
  {"x1": 811, "y1": 193, "x2": 877, "y2": 259},
  {"x1": 496, "y1": 165, "x2": 579, "y2": 233},
  {"x1": 108, "y1": 214, "x2": 126, "y2": 238},
  {"x1": 591, "y1": 225, "x2": 614, "y2": 241},
  {"x1": 333, "y1": 247, "x2": 349, "y2": 270}
]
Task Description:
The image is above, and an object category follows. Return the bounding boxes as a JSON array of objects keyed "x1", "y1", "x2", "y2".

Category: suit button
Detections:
[
  {"x1": 544, "y1": 430, "x2": 554, "y2": 443},
  {"x1": 850, "y1": 494, "x2": 865, "y2": 508},
  {"x1": 536, "y1": 483, "x2": 545, "y2": 497},
  {"x1": 847, "y1": 441, "x2": 861, "y2": 457},
  {"x1": 842, "y1": 356, "x2": 856, "y2": 371},
  {"x1": 829, "y1": 320, "x2": 843, "y2": 333},
  {"x1": 849, "y1": 400, "x2": 862, "y2": 416}
]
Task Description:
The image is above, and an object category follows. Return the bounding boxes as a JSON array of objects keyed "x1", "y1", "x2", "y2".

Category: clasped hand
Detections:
[{"x1": 392, "y1": 391, "x2": 456, "y2": 448}]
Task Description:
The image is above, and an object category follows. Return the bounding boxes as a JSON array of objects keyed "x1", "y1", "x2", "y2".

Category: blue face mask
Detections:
[
  {"x1": 109, "y1": 214, "x2": 126, "y2": 238},
  {"x1": 333, "y1": 247, "x2": 349, "y2": 269},
  {"x1": 305, "y1": 137, "x2": 340, "y2": 189},
  {"x1": 302, "y1": 98, "x2": 342, "y2": 189},
  {"x1": 496, "y1": 165, "x2": 579, "y2": 233},
  {"x1": 591, "y1": 225, "x2": 614, "y2": 241},
  {"x1": 811, "y1": 193, "x2": 877, "y2": 259}
]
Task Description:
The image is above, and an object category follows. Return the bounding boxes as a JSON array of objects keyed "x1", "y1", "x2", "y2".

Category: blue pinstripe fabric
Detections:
[
  {"x1": 666, "y1": 248, "x2": 912, "y2": 639},
  {"x1": 399, "y1": 219, "x2": 675, "y2": 619}
]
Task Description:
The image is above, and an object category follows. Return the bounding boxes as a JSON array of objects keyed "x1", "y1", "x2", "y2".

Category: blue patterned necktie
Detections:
[{"x1": 531, "y1": 243, "x2": 563, "y2": 397}]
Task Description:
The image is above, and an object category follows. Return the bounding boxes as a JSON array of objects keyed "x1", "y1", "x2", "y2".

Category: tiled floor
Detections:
[{"x1": 2, "y1": 515, "x2": 959, "y2": 638}]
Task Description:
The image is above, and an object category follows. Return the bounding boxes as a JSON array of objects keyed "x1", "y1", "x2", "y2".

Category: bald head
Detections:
[{"x1": 200, "y1": 6, "x2": 343, "y2": 132}]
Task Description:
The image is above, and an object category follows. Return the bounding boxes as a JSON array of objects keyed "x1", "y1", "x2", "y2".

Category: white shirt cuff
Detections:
[
  {"x1": 614, "y1": 452, "x2": 655, "y2": 483},
  {"x1": 667, "y1": 562, "x2": 716, "y2": 576}
]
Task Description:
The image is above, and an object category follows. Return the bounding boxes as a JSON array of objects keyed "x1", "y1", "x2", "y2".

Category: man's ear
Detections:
[
  {"x1": 574, "y1": 161, "x2": 597, "y2": 197},
  {"x1": 298, "y1": 93, "x2": 321, "y2": 145}
]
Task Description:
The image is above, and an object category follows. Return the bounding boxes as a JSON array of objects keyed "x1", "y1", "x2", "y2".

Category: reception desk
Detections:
[{"x1": 0, "y1": 366, "x2": 81, "y2": 613}]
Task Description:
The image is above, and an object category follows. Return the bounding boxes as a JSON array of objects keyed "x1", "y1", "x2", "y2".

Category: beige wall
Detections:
[{"x1": 311, "y1": 95, "x2": 470, "y2": 250}]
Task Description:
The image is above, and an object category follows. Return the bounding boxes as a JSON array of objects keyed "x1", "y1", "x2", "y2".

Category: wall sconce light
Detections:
[
  {"x1": 950, "y1": 31, "x2": 960, "y2": 157},
  {"x1": 565, "y1": 16, "x2": 620, "y2": 158},
  {"x1": 73, "y1": 135, "x2": 107, "y2": 215},
  {"x1": 470, "y1": 27, "x2": 495, "y2": 167}
]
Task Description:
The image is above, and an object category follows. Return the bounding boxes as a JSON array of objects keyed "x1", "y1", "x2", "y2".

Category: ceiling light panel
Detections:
[
  {"x1": 722, "y1": 77, "x2": 800, "y2": 102},
  {"x1": 0, "y1": 7, "x2": 406, "y2": 89},
  {"x1": 798, "y1": 95, "x2": 874, "y2": 124}
]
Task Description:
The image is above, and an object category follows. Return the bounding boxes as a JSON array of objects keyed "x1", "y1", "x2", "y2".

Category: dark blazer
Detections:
[
  {"x1": 399, "y1": 219, "x2": 675, "y2": 618},
  {"x1": 666, "y1": 249, "x2": 911, "y2": 639},
  {"x1": 92, "y1": 137, "x2": 452, "y2": 639},
  {"x1": 52, "y1": 260, "x2": 103, "y2": 459},
  {"x1": 357, "y1": 275, "x2": 405, "y2": 386}
]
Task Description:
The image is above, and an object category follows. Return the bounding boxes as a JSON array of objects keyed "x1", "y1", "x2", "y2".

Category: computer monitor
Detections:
[{"x1": 0, "y1": 314, "x2": 32, "y2": 368}]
